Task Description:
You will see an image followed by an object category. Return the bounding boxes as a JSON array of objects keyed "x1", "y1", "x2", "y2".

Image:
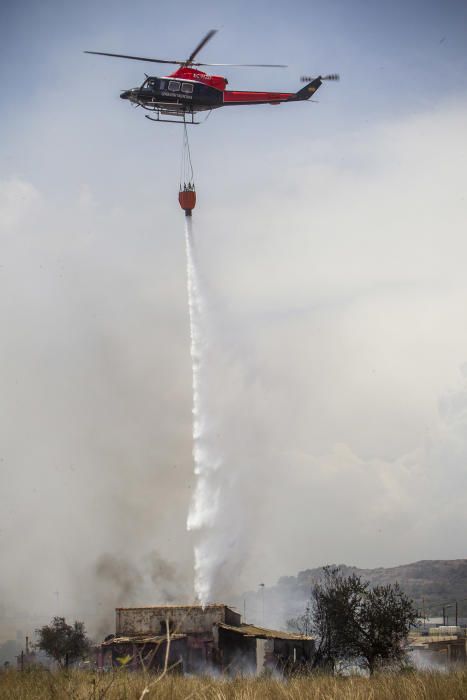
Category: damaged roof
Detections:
[
  {"x1": 116, "y1": 604, "x2": 235, "y2": 611},
  {"x1": 102, "y1": 634, "x2": 187, "y2": 646},
  {"x1": 218, "y1": 623, "x2": 313, "y2": 641}
]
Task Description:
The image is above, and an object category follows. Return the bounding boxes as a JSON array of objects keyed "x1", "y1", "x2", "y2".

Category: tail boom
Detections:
[
  {"x1": 222, "y1": 76, "x2": 324, "y2": 106},
  {"x1": 223, "y1": 90, "x2": 294, "y2": 105}
]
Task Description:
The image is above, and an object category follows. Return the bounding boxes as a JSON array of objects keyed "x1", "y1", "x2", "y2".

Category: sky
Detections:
[{"x1": 0, "y1": 0, "x2": 467, "y2": 637}]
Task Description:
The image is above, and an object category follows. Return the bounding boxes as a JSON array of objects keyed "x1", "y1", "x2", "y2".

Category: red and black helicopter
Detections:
[{"x1": 85, "y1": 29, "x2": 339, "y2": 125}]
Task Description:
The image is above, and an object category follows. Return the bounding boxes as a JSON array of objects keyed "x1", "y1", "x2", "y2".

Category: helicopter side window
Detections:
[
  {"x1": 168, "y1": 81, "x2": 180, "y2": 92},
  {"x1": 181, "y1": 83, "x2": 194, "y2": 94}
]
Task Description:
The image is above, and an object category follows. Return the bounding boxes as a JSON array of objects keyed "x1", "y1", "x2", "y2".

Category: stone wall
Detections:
[{"x1": 116, "y1": 605, "x2": 241, "y2": 636}]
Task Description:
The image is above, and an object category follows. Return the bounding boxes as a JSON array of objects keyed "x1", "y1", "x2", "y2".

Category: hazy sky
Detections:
[{"x1": 1, "y1": 0, "x2": 467, "y2": 633}]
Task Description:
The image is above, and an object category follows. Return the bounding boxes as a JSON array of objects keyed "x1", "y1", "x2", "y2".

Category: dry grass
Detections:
[{"x1": 1, "y1": 669, "x2": 467, "y2": 700}]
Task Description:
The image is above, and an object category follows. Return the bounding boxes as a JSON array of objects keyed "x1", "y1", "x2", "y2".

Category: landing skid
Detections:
[{"x1": 144, "y1": 111, "x2": 199, "y2": 125}]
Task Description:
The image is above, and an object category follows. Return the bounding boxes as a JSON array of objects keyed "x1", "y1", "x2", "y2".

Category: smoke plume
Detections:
[
  {"x1": 91, "y1": 551, "x2": 192, "y2": 637},
  {"x1": 1, "y1": 97, "x2": 467, "y2": 646}
]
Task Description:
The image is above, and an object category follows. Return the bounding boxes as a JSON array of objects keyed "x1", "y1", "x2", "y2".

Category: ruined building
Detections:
[{"x1": 98, "y1": 604, "x2": 314, "y2": 675}]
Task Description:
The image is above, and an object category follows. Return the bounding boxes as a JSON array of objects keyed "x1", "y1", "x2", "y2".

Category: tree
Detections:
[
  {"x1": 286, "y1": 603, "x2": 312, "y2": 636},
  {"x1": 309, "y1": 567, "x2": 417, "y2": 674},
  {"x1": 35, "y1": 617, "x2": 91, "y2": 668}
]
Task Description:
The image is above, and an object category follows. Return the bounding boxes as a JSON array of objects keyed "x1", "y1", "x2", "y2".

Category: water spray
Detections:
[
  {"x1": 183, "y1": 214, "x2": 223, "y2": 605},
  {"x1": 180, "y1": 127, "x2": 220, "y2": 604}
]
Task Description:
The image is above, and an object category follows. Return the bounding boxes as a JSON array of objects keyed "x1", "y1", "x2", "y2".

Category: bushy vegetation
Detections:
[
  {"x1": 1, "y1": 669, "x2": 467, "y2": 700},
  {"x1": 35, "y1": 617, "x2": 91, "y2": 668},
  {"x1": 288, "y1": 566, "x2": 417, "y2": 674}
]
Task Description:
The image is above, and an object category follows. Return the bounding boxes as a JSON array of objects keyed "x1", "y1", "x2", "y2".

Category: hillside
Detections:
[{"x1": 239, "y1": 560, "x2": 467, "y2": 629}]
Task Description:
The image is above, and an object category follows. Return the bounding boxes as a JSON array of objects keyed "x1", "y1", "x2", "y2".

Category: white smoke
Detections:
[{"x1": 2, "y1": 96, "x2": 467, "y2": 639}]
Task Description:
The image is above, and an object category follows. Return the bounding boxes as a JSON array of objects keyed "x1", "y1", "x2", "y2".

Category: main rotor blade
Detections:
[
  {"x1": 84, "y1": 50, "x2": 287, "y2": 69},
  {"x1": 194, "y1": 62, "x2": 288, "y2": 68},
  {"x1": 84, "y1": 50, "x2": 185, "y2": 65},
  {"x1": 185, "y1": 29, "x2": 218, "y2": 65}
]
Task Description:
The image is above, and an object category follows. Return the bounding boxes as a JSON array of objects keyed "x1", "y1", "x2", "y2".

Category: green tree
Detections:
[
  {"x1": 310, "y1": 566, "x2": 417, "y2": 674},
  {"x1": 35, "y1": 617, "x2": 91, "y2": 668}
]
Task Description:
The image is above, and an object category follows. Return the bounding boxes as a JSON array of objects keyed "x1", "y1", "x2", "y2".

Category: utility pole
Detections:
[
  {"x1": 442, "y1": 603, "x2": 453, "y2": 626},
  {"x1": 304, "y1": 603, "x2": 310, "y2": 636}
]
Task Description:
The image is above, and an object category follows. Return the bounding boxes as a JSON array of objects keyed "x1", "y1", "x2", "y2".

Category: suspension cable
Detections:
[{"x1": 180, "y1": 120, "x2": 194, "y2": 190}]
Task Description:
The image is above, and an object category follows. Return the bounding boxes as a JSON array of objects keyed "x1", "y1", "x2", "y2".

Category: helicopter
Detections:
[{"x1": 85, "y1": 30, "x2": 339, "y2": 124}]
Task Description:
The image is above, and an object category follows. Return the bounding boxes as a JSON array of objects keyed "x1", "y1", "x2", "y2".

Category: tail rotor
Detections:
[{"x1": 300, "y1": 73, "x2": 340, "y2": 83}]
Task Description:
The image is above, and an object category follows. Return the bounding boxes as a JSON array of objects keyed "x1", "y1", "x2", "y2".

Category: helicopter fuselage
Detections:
[{"x1": 119, "y1": 66, "x2": 315, "y2": 122}]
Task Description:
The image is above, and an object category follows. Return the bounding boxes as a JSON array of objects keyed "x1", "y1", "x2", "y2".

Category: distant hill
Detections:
[{"x1": 239, "y1": 560, "x2": 467, "y2": 629}]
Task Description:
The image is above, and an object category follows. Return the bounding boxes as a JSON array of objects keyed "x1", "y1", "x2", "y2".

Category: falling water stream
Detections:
[{"x1": 184, "y1": 216, "x2": 221, "y2": 604}]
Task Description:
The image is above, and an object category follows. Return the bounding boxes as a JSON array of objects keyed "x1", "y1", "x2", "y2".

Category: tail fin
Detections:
[{"x1": 295, "y1": 77, "x2": 322, "y2": 101}]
